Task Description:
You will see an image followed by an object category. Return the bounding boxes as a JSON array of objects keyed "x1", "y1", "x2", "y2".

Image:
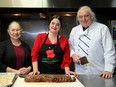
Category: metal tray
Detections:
[{"x1": 0, "y1": 72, "x2": 17, "y2": 87}]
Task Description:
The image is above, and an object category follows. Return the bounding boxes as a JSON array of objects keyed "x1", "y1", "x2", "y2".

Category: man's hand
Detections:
[
  {"x1": 100, "y1": 71, "x2": 113, "y2": 79},
  {"x1": 72, "y1": 53, "x2": 81, "y2": 64}
]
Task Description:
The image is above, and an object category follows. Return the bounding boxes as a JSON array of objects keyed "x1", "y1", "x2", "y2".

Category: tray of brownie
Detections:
[{"x1": 12, "y1": 74, "x2": 85, "y2": 87}]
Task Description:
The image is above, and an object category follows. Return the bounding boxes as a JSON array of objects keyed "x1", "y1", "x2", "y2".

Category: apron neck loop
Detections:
[{"x1": 43, "y1": 33, "x2": 60, "y2": 44}]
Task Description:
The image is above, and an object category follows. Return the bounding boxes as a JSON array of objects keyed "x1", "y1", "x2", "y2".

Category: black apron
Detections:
[{"x1": 38, "y1": 33, "x2": 65, "y2": 74}]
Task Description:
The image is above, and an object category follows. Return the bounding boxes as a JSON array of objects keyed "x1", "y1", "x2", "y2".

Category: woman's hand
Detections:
[
  {"x1": 65, "y1": 67, "x2": 79, "y2": 76},
  {"x1": 19, "y1": 67, "x2": 31, "y2": 74},
  {"x1": 100, "y1": 71, "x2": 113, "y2": 79},
  {"x1": 28, "y1": 71, "x2": 40, "y2": 75},
  {"x1": 65, "y1": 70, "x2": 79, "y2": 77}
]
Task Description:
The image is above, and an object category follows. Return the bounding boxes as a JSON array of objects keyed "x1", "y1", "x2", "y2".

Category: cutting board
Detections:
[{"x1": 12, "y1": 76, "x2": 85, "y2": 87}]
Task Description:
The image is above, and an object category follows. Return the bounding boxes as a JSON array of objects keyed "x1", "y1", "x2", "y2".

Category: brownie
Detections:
[{"x1": 24, "y1": 74, "x2": 76, "y2": 82}]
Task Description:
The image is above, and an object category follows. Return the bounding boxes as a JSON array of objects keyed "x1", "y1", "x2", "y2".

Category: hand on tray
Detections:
[{"x1": 28, "y1": 71, "x2": 40, "y2": 75}]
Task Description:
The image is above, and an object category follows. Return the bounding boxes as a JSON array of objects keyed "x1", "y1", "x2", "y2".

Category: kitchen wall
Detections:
[
  {"x1": 0, "y1": 13, "x2": 77, "y2": 48},
  {"x1": 0, "y1": 0, "x2": 116, "y2": 8}
]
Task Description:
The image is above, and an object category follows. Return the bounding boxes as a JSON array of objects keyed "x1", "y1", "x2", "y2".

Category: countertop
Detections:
[{"x1": 78, "y1": 74, "x2": 116, "y2": 87}]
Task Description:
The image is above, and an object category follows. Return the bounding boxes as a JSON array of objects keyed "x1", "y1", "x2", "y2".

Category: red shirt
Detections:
[
  {"x1": 31, "y1": 33, "x2": 72, "y2": 69},
  {"x1": 13, "y1": 44, "x2": 24, "y2": 69}
]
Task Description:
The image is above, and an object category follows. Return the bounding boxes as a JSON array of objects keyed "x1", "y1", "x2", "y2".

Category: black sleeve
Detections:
[
  {"x1": 22, "y1": 42, "x2": 32, "y2": 69},
  {"x1": 0, "y1": 42, "x2": 7, "y2": 72}
]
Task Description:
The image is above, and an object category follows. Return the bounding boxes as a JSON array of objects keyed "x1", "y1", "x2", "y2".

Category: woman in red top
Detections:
[{"x1": 30, "y1": 15, "x2": 78, "y2": 75}]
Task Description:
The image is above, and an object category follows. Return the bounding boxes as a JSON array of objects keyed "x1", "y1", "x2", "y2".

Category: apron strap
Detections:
[
  {"x1": 43, "y1": 33, "x2": 60, "y2": 45},
  {"x1": 43, "y1": 33, "x2": 49, "y2": 44}
]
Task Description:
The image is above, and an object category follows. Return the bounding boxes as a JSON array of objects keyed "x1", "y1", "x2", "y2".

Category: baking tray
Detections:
[
  {"x1": 12, "y1": 75, "x2": 85, "y2": 87},
  {"x1": 0, "y1": 72, "x2": 17, "y2": 87}
]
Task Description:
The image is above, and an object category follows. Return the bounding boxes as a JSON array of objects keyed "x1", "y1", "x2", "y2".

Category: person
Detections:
[
  {"x1": 0, "y1": 21, "x2": 32, "y2": 74},
  {"x1": 69, "y1": 6, "x2": 116, "y2": 79},
  {"x1": 30, "y1": 15, "x2": 78, "y2": 76}
]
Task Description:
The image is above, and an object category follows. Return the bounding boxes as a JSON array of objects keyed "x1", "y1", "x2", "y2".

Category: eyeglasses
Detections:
[{"x1": 78, "y1": 14, "x2": 90, "y2": 19}]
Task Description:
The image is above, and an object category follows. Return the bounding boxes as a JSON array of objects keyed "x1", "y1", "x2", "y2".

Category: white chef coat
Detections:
[{"x1": 69, "y1": 21, "x2": 116, "y2": 74}]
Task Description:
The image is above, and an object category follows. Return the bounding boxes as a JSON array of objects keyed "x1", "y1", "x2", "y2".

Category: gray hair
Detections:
[
  {"x1": 76, "y1": 6, "x2": 96, "y2": 24},
  {"x1": 8, "y1": 21, "x2": 23, "y2": 31}
]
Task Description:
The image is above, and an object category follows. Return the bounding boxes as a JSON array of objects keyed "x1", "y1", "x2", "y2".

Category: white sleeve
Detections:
[
  {"x1": 102, "y1": 26, "x2": 116, "y2": 72},
  {"x1": 69, "y1": 27, "x2": 77, "y2": 57}
]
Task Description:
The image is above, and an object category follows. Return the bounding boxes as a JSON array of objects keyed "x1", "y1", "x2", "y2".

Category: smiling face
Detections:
[
  {"x1": 7, "y1": 21, "x2": 22, "y2": 40},
  {"x1": 77, "y1": 6, "x2": 93, "y2": 28},
  {"x1": 49, "y1": 18, "x2": 61, "y2": 34}
]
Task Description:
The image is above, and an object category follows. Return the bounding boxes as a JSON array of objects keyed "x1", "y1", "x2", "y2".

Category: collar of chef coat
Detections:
[{"x1": 78, "y1": 21, "x2": 95, "y2": 38}]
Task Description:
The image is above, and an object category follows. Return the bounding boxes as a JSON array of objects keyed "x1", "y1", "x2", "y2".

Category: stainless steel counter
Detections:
[
  {"x1": 11, "y1": 74, "x2": 116, "y2": 87},
  {"x1": 78, "y1": 74, "x2": 116, "y2": 87}
]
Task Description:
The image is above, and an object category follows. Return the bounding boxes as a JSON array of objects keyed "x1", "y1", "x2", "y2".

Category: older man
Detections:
[{"x1": 69, "y1": 6, "x2": 116, "y2": 79}]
